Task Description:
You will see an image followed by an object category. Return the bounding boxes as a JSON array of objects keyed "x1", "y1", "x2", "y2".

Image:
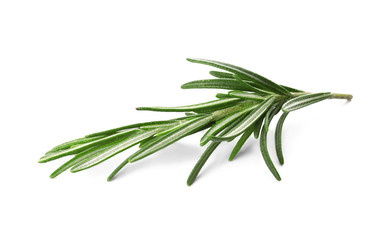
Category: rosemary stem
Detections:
[{"x1": 330, "y1": 93, "x2": 353, "y2": 101}]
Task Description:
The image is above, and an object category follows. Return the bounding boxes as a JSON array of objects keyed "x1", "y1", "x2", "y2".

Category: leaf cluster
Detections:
[{"x1": 39, "y1": 58, "x2": 351, "y2": 185}]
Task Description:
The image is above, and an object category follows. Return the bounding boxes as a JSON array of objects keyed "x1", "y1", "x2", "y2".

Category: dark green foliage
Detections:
[
  {"x1": 39, "y1": 58, "x2": 352, "y2": 185},
  {"x1": 275, "y1": 112, "x2": 289, "y2": 165}
]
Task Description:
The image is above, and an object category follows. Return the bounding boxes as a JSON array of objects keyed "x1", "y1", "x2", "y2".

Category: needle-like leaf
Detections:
[
  {"x1": 187, "y1": 58, "x2": 291, "y2": 96},
  {"x1": 136, "y1": 98, "x2": 242, "y2": 112},
  {"x1": 253, "y1": 116, "x2": 264, "y2": 139},
  {"x1": 260, "y1": 122, "x2": 281, "y2": 181},
  {"x1": 127, "y1": 116, "x2": 213, "y2": 163},
  {"x1": 275, "y1": 112, "x2": 289, "y2": 165},
  {"x1": 209, "y1": 70, "x2": 300, "y2": 93},
  {"x1": 282, "y1": 92, "x2": 332, "y2": 112},
  {"x1": 71, "y1": 129, "x2": 160, "y2": 172},
  {"x1": 215, "y1": 93, "x2": 230, "y2": 98},
  {"x1": 181, "y1": 79, "x2": 253, "y2": 91},
  {"x1": 187, "y1": 116, "x2": 244, "y2": 185},
  {"x1": 139, "y1": 122, "x2": 179, "y2": 130},
  {"x1": 50, "y1": 142, "x2": 125, "y2": 178},
  {"x1": 107, "y1": 159, "x2": 128, "y2": 181},
  {"x1": 45, "y1": 136, "x2": 103, "y2": 154},
  {"x1": 232, "y1": 74, "x2": 266, "y2": 94},
  {"x1": 264, "y1": 102, "x2": 282, "y2": 132},
  {"x1": 228, "y1": 90, "x2": 267, "y2": 101},
  {"x1": 39, "y1": 129, "x2": 139, "y2": 163},
  {"x1": 107, "y1": 118, "x2": 211, "y2": 181},
  {"x1": 210, "y1": 97, "x2": 274, "y2": 141},
  {"x1": 200, "y1": 105, "x2": 256, "y2": 146},
  {"x1": 209, "y1": 71, "x2": 234, "y2": 79},
  {"x1": 139, "y1": 119, "x2": 200, "y2": 147},
  {"x1": 229, "y1": 126, "x2": 254, "y2": 161},
  {"x1": 85, "y1": 118, "x2": 188, "y2": 138},
  {"x1": 40, "y1": 58, "x2": 352, "y2": 185},
  {"x1": 186, "y1": 142, "x2": 220, "y2": 186},
  {"x1": 50, "y1": 130, "x2": 159, "y2": 177}
]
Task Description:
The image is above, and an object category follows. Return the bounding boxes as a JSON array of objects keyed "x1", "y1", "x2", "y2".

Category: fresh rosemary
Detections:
[{"x1": 39, "y1": 58, "x2": 352, "y2": 185}]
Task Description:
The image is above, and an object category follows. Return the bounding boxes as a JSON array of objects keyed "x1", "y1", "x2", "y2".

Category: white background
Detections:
[{"x1": 1, "y1": 0, "x2": 389, "y2": 239}]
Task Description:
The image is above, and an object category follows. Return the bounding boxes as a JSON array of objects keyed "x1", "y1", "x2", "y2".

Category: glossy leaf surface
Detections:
[
  {"x1": 229, "y1": 127, "x2": 254, "y2": 161},
  {"x1": 275, "y1": 112, "x2": 289, "y2": 165},
  {"x1": 260, "y1": 122, "x2": 281, "y2": 181},
  {"x1": 136, "y1": 98, "x2": 242, "y2": 112},
  {"x1": 282, "y1": 92, "x2": 332, "y2": 112},
  {"x1": 210, "y1": 97, "x2": 274, "y2": 141},
  {"x1": 187, "y1": 58, "x2": 291, "y2": 96},
  {"x1": 127, "y1": 116, "x2": 213, "y2": 163},
  {"x1": 182, "y1": 79, "x2": 252, "y2": 91}
]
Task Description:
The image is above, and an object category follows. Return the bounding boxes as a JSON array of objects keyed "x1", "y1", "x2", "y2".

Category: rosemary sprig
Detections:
[{"x1": 39, "y1": 58, "x2": 352, "y2": 185}]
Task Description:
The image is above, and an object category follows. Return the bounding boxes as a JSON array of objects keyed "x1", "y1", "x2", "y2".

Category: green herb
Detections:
[{"x1": 39, "y1": 58, "x2": 352, "y2": 185}]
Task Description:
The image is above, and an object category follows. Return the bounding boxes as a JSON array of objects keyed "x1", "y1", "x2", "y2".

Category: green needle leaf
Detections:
[
  {"x1": 139, "y1": 122, "x2": 179, "y2": 130},
  {"x1": 136, "y1": 98, "x2": 242, "y2": 112},
  {"x1": 253, "y1": 116, "x2": 264, "y2": 139},
  {"x1": 186, "y1": 140, "x2": 221, "y2": 186},
  {"x1": 50, "y1": 147, "x2": 110, "y2": 178},
  {"x1": 157, "y1": 117, "x2": 212, "y2": 138},
  {"x1": 233, "y1": 74, "x2": 270, "y2": 94},
  {"x1": 187, "y1": 116, "x2": 243, "y2": 186},
  {"x1": 228, "y1": 90, "x2": 267, "y2": 101},
  {"x1": 260, "y1": 122, "x2": 281, "y2": 181},
  {"x1": 210, "y1": 97, "x2": 274, "y2": 141},
  {"x1": 209, "y1": 71, "x2": 234, "y2": 79},
  {"x1": 85, "y1": 118, "x2": 187, "y2": 138},
  {"x1": 40, "y1": 58, "x2": 352, "y2": 185},
  {"x1": 282, "y1": 92, "x2": 332, "y2": 112},
  {"x1": 229, "y1": 127, "x2": 254, "y2": 161},
  {"x1": 210, "y1": 70, "x2": 302, "y2": 94},
  {"x1": 181, "y1": 79, "x2": 253, "y2": 91},
  {"x1": 215, "y1": 93, "x2": 230, "y2": 98},
  {"x1": 200, "y1": 105, "x2": 256, "y2": 146},
  {"x1": 107, "y1": 159, "x2": 128, "y2": 181},
  {"x1": 127, "y1": 116, "x2": 214, "y2": 163},
  {"x1": 264, "y1": 109, "x2": 272, "y2": 133},
  {"x1": 264, "y1": 102, "x2": 283, "y2": 132},
  {"x1": 275, "y1": 112, "x2": 289, "y2": 165},
  {"x1": 45, "y1": 136, "x2": 103, "y2": 155},
  {"x1": 70, "y1": 129, "x2": 160, "y2": 172},
  {"x1": 39, "y1": 129, "x2": 140, "y2": 163},
  {"x1": 187, "y1": 58, "x2": 291, "y2": 96},
  {"x1": 51, "y1": 130, "x2": 160, "y2": 178},
  {"x1": 138, "y1": 119, "x2": 212, "y2": 149}
]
